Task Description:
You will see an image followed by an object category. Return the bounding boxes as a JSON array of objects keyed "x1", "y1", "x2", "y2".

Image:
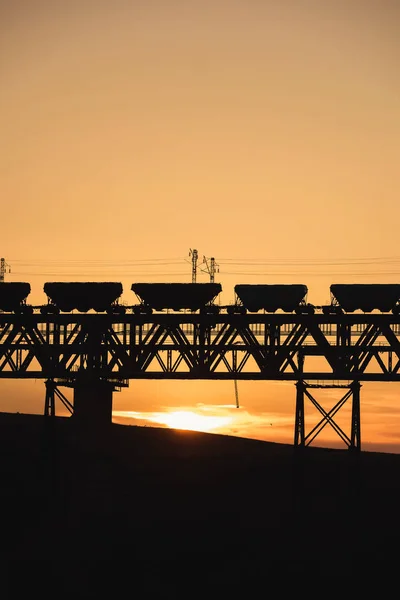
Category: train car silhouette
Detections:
[
  {"x1": 323, "y1": 284, "x2": 400, "y2": 315},
  {"x1": 131, "y1": 282, "x2": 222, "y2": 314},
  {"x1": 42, "y1": 282, "x2": 125, "y2": 314},
  {"x1": 228, "y1": 284, "x2": 312, "y2": 314},
  {"x1": 0, "y1": 282, "x2": 33, "y2": 314}
]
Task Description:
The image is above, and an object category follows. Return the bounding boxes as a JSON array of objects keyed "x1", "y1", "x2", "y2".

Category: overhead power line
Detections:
[
  {"x1": 5, "y1": 253, "x2": 400, "y2": 280},
  {"x1": 220, "y1": 271, "x2": 400, "y2": 277},
  {"x1": 8, "y1": 255, "x2": 400, "y2": 266}
]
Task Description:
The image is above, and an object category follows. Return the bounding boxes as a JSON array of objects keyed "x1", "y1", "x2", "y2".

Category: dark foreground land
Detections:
[{"x1": 1, "y1": 412, "x2": 400, "y2": 596}]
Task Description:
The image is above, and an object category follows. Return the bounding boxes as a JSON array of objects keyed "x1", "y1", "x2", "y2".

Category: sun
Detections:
[{"x1": 148, "y1": 410, "x2": 233, "y2": 433}]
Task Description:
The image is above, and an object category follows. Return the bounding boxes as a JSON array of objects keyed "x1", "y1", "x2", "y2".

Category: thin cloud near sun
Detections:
[{"x1": 112, "y1": 403, "x2": 293, "y2": 437}]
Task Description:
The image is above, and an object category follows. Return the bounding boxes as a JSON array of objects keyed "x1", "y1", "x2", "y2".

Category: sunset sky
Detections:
[{"x1": 1, "y1": 0, "x2": 400, "y2": 452}]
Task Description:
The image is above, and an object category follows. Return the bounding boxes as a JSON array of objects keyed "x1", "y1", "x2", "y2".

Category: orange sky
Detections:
[{"x1": 1, "y1": 0, "x2": 400, "y2": 452}]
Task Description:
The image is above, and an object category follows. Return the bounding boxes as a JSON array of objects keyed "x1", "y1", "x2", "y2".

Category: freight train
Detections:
[{"x1": 0, "y1": 281, "x2": 399, "y2": 315}]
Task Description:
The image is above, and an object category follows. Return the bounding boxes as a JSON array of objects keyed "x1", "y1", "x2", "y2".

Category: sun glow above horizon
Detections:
[
  {"x1": 112, "y1": 407, "x2": 236, "y2": 433},
  {"x1": 147, "y1": 410, "x2": 233, "y2": 432}
]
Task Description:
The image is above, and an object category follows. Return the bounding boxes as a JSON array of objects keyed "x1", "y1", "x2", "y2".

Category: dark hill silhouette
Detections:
[{"x1": 1, "y1": 412, "x2": 399, "y2": 595}]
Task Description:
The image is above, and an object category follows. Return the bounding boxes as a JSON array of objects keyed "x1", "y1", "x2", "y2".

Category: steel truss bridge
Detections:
[{"x1": 1, "y1": 311, "x2": 400, "y2": 451}]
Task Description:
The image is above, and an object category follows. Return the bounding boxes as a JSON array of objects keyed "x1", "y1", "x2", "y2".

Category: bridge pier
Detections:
[
  {"x1": 43, "y1": 373, "x2": 127, "y2": 428},
  {"x1": 294, "y1": 380, "x2": 362, "y2": 451},
  {"x1": 44, "y1": 379, "x2": 74, "y2": 418},
  {"x1": 72, "y1": 379, "x2": 114, "y2": 428},
  {"x1": 43, "y1": 376, "x2": 126, "y2": 428}
]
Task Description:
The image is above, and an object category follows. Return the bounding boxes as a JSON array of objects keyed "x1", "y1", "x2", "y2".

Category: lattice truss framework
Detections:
[
  {"x1": 0, "y1": 313, "x2": 399, "y2": 380},
  {"x1": 1, "y1": 313, "x2": 400, "y2": 450}
]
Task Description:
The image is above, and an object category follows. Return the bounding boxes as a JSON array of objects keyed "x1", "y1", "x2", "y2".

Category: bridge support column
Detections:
[
  {"x1": 43, "y1": 379, "x2": 74, "y2": 418},
  {"x1": 73, "y1": 379, "x2": 114, "y2": 428},
  {"x1": 350, "y1": 381, "x2": 361, "y2": 451},
  {"x1": 293, "y1": 381, "x2": 362, "y2": 451},
  {"x1": 294, "y1": 381, "x2": 305, "y2": 447},
  {"x1": 44, "y1": 379, "x2": 55, "y2": 417}
]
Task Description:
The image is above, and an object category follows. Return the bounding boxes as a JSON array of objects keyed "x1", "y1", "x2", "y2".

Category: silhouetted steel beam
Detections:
[{"x1": 0, "y1": 313, "x2": 399, "y2": 381}]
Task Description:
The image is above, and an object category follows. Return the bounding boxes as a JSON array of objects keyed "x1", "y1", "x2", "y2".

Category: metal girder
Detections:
[{"x1": 0, "y1": 313, "x2": 399, "y2": 381}]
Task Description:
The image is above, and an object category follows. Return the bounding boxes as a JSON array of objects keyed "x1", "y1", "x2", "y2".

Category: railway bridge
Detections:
[{"x1": 1, "y1": 280, "x2": 400, "y2": 451}]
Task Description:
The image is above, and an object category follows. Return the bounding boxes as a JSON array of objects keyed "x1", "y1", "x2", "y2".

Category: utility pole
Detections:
[
  {"x1": 234, "y1": 379, "x2": 239, "y2": 408},
  {"x1": 189, "y1": 249, "x2": 198, "y2": 283},
  {"x1": 203, "y1": 255, "x2": 219, "y2": 283},
  {"x1": 0, "y1": 258, "x2": 11, "y2": 283}
]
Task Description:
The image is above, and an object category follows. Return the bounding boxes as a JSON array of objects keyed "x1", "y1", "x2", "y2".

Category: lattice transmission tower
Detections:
[{"x1": 0, "y1": 258, "x2": 11, "y2": 283}]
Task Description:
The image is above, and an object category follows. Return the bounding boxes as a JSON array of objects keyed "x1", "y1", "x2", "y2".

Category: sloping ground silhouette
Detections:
[{"x1": 1, "y1": 412, "x2": 399, "y2": 595}]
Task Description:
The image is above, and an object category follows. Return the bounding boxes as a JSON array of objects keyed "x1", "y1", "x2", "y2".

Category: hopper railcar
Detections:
[
  {"x1": 323, "y1": 284, "x2": 400, "y2": 315},
  {"x1": 228, "y1": 284, "x2": 313, "y2": 314},
  {"x1": 0, "y1": 282, "x2": 33, "y2": 314},
  {"x1": 130, "y1": 282, "x2": 222, "y2": 314},
  {"x1": 41, "y1": 282, "x2": 125, "y2": 314}
]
